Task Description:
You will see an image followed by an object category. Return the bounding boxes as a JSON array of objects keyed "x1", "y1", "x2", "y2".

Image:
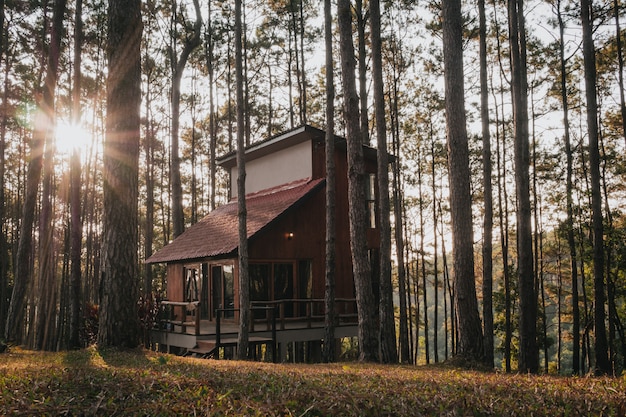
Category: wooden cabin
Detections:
[{"x1": 146, "y1": 125, "x2": 382, "y2": 362}]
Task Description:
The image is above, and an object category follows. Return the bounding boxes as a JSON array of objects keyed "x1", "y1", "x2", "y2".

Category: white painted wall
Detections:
[{"x1": 230, "y1": 139, "x2": 312, "y2": 197}]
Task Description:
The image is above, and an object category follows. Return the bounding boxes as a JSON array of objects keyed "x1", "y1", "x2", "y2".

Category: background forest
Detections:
[{"x1": 0, "y1": 0, "x2": 625, "y2": 376}]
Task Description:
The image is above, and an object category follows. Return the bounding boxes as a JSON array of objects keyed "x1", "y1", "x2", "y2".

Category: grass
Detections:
[{"x1": 0, "y1": 347, "x2": 625, "y2": 416}]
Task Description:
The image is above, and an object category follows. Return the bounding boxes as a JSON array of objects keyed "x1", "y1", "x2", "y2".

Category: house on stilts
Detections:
[{"x1": 146, "y1": 125, "x2": 383, "y2": 362}]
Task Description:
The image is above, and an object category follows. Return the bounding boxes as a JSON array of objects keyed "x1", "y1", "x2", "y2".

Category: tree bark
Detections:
[
  {"x1": 97, "y1": 0, "x2": 142, "y2": 348},
  {"x1": 555, "y1": 0, "x2": 580, "y2": 375},
  {"x1": 204, "y1": 1, "x2": 217, "y2": 211},
  {"x1": 322, "y1": 0, "x2": 337, "y2": 363},
  {"x1": 479, "y1": 0, "x2": 494, "y2": 368},
  {"x1": 170, "y1": 0, "x2": 202, "y2": 238},
  {"x1": 235, "y1": 0, "x2": 250, "y2": 360},
  {"x1": 69, "y1": 0, "x2": 83, "y2": 350},
  {"x1": 418, "y1": 149, "x2": 429, "y2": 364},
  {"x1": 370, "y1": 0, "x2": 397, "y2": 364},
  {"x1": 390, "y1": 46, "x2": 410, "y2": 364},
  {"x1": 356, "y1": 0, "x2": 369, "y2": 145},
  {"x1": 581, "y1": 0, "x2": 610, "y2": 376},
  {"x1": 337, "y1": 0, "x2": 379, "y2": 362},
  {"x1": 613, "y1": 0, "x2": 626, "y2": 147},
  {"x1": 0, "y1": 0, "x2": 8, "y2": 339},
  {"x1": 442, "y1": 0, "x2": 484, "y2": 362},
  {"x1": 508, "y1": 0, "x2": 537, "y2": 373}
]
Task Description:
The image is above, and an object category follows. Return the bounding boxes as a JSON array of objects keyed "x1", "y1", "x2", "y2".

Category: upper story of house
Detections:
[{"x1": 217, "y1": 124, "x2": 381, "y2": 200}]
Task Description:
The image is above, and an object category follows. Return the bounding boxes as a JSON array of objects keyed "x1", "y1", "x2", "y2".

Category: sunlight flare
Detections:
[{"x1": 54, "y1": 120, "x2": 89, "y2": 156}]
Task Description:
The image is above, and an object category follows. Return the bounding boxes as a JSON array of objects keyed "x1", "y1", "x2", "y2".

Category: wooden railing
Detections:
[
  {"x1": 156, "y1": 298, "x2": 357, "y2": 336},
  {"x1": 216, "y1": 306, "x2": 277, "y2": 362},
  {"x1": 159, "y1": 301, "x2": 200, "y2": 335},
  {"x1": 251, "y1": 298, "x2": 357, "y2": 330}
]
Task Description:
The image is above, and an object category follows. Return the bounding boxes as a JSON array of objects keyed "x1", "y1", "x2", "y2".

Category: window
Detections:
[
  {"x1": 185, "y1": 267, "x2": 199, "y2": 302},
  {"x1": 365, "y1": 173, "x2": 377, "y2": 229},
  {"x1": 250, "y1": 262, "x2": 297, "y2": 317},
  {"x1": 212, "y1": 264, "x2": 234, "y2": 319}
]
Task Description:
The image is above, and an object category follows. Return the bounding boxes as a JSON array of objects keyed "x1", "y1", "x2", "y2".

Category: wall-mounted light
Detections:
[{"x1": 287, "y1": 232, "x2": 294, "y2": 241}]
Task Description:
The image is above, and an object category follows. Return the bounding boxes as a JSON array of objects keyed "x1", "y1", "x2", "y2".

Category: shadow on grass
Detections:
[{"x1": 61, "y1": 345, "x2": 153, "y2": 371}]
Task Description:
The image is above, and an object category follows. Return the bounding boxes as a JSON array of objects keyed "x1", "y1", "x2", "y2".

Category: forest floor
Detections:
[{"x1": 0, "y1": 346, "x2": 625, "y2": 416}]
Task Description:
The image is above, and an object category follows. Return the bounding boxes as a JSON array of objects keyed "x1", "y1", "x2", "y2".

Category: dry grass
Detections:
[{"x1": 0, "y1": 346, "x2": 625, "y2": 416}]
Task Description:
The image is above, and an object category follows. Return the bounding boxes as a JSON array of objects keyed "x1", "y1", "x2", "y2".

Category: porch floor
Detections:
[{"x1": 151, "y1": 317, "x2": 358, "y2": 360}]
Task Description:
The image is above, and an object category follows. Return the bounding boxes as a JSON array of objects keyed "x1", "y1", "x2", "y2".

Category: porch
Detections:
[{"x1": 151, "y1": 298, "x2": 359, "y2": 362}]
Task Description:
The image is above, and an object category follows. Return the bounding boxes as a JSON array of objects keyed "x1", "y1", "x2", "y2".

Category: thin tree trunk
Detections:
[
  {"x1": 0, "y1": 0, "x2": 8, "y2": 337},
  {"x1": 142, "y1": 59, "x2": 155, "y2": 348},
  {"x1": 204, "y1": 1, "x2": 217, "y2": 211},
  {"x1": 298, "y1": 0, "x2": 307, "y2": 124},
  {"x1": 322, "y1": 0, "x2": 337, "y2": 363},
  {"x1": 431, "y1": 133, "x2": 439, "y2": 363},
  {"x1": 170, "y1": 0, "x2": 202, "y2": 238},
  {"x1": 322, "y1": 0, "x2": 336, "y2": 362},
  {"x1": 235, "y1": 0, "x2": 250, "y2": 360},
  {"x1": 390, "y1": 74, "x2": 410, "y2": 364},
  {"x1": 492, "y1": 70, "x2": 512, "y2": 372},
  {"x1": 190, "y1": 75, "x2": 198, "y2": 224},
  {"x1": 599, "y1": 109, "x2": 620, "y2": 372},
  {"x1": 554, "y1": 0, "x2": 580, "y2": 375},
  {"x1": 509, "y1": 0, "x2": 537, "y2": 373},
  {"x1": 69, "y1": 0, "x2": 83, "y2": 350},
  {"x1": 613, "y1": 0, "x2": 626, "y2": 147},
  {"x1": 479, "y1": 0, "x2": 494, "y2": 368},
  {"x1": 370, "y1": 0, "x2": 397, "y2": 364},
  {"x1": 581, "y1": 0, "x2": 610, "y2": 376},
  {"x1": 418, "y1": 147, "x2": 429, "y2": 364},
  {"x1": 556, "y1": 237, "x2": 563, "y2": 373},
  {"x1": 357, "y1": 0, "x2": 369, "y2": 145}
]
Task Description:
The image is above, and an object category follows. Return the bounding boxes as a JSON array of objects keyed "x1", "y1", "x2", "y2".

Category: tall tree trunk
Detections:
[
  {"x1": 235, "y1": 0, "x2": 250, "y2": 360},
  {"x1": 204, "y1": 1, "x2": 217, "y2": 211},
  {"x1": 554, "y1": 0, "x2": 580, "y2": 375},
  {"x1": 5, "y1": 0, "x2": 65, "y2": 344},
  {"x1": 170, "y1": 0, "x2": 202, "y2": 238},
  {"x1": 442, "y1": 0, "x2": 484, "y2": 362},
  {"x1": 190, "y1": 76, "x2": 198, "y2": 224},
  {"x1": 581, "y1": 0, "x2": 610, "y2": 376},
  {"x1": 142, "y1": 49, "x2": 156, "y2": 347},
  {"x1": 614, "y1": 0, "x2": 626, "y2": 147},
  {"x1": 298, "y1": 0, "x2": 307, "y2": 124},
  {"x1": 390, "y1": 66, "x2": 410, "y2": 364},
  {"x1": 289, "y1": 0, "x2": 303, "y2": 126},
  {"x1": 431, "y1": 133, "x2": 439, "y2": 363},
  {"x1": 492, "y1": 12, "x2": 512, "y2": 372},
  {"x1": 531, "y1": 87, "x2": 546, "y2": 373},
  {"x1": 0, "y1": 0, "x2": 8, "y2": 337},
  {"x1": 337, "y1": 0, "x2": 379, "y2": 362},
  {"x1": 322, "y1": 0, "x2": 337, "y2": 363},
  {"x1": 97, "y1": 0, "x2": 142, "y2": 348},
  {"x1": 556, "y1": 239, "x2": 563, "y2": 373},
  {"x1": 418, "y1": 147, "x2": 429, "y2": 364},
  {"x1": 478, "y1": 0, "x2": 494, "y2": 368},
  {"x1": 356, "y1": 0, "x2": 369, "y2": 145},
  {"x1": 370, "y1": 0, "x2": 397, "y2": 364},
  {"x1": 600, "y1": 105, "x2": 620, "y2": 371},
  {"x1": 69, "y1": 0, "x2": 83, "y2": 350},
  {"x1": 509, "y1": 0, "x2": 537, "y2": 373}
]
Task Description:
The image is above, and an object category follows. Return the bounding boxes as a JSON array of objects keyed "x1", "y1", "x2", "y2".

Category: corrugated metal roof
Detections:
[{"x1": 145, "y1": 178, "x2": 324, "y2": 264}]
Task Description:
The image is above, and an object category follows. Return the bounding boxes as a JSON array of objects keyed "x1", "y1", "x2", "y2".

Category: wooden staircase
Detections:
[
  {"x1": 185, "y1": 336, "x2": 275, "y2": 360},
  {"x1": 186, "y1": 340, "x2": 219, "y2": 359}
]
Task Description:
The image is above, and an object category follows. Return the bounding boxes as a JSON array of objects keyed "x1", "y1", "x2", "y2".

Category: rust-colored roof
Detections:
[{"x1": 145, "y1": 178, "x2": 325, "y2": 264}]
